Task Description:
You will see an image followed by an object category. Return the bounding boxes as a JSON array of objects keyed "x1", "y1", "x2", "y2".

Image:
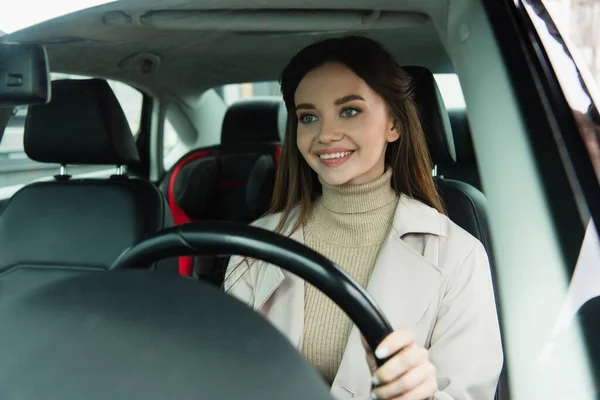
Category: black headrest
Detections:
[
  {"x1": 403, "y1": 66, "x2": 456, "y2": 166},
  {"x1": 221, "y1": 98, "x2": 285, "y2": 145},
  {"x1": 24, "y1": 79, "x2": 140, "y2": 165},
  {"x1": 448, "y1": 109, "x2": 476, "y2": 163}
]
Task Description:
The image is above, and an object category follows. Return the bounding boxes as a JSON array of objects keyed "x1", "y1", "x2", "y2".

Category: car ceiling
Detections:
[{"x1": 2, "y1": 0, "x2": 454, "y2": 103}]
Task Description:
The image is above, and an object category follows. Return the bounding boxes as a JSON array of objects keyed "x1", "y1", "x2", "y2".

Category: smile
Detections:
[
  {"x1": 318, "y1": 151, "x2": 354, "y2": 160},
  {"x1": 316, "y1": 150, "x2": 355, "y2": 167}
]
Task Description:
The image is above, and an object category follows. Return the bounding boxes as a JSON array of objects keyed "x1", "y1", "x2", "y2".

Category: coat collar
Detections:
[
  {"x1": 278, "y1": 194, "x2": 445, "y2": 239},
  {"x1": 393, "y1": 194, "x2": 445, "y2": 238},
  {"x1": 252, "y1": 195, "x2": 445, "y2": 312}
]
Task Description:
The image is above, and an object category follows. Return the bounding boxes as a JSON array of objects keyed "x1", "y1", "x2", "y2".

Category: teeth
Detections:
[{"x1": 319, "y1": 151, "x2": 353, "y2": 160}]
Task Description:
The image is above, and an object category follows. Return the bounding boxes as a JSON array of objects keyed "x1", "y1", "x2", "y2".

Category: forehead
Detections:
[{"x1": 294, "y1": 62, "x2": 375, "y2": 105}]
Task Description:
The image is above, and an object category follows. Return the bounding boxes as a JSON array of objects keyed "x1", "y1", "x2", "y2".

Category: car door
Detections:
[{"x1": 479, "y1": 0, "x2": 600, "y2": 399}]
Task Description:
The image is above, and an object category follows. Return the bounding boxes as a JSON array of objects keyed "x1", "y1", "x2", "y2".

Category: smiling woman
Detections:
[{"x1": 224, "y1": 35, "x2": 503, "y2": 400}]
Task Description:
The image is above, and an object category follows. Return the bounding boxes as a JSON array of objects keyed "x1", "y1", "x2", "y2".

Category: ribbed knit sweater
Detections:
[{"x1": 301, "y1": 168, "x2": 399, "y2": 384}]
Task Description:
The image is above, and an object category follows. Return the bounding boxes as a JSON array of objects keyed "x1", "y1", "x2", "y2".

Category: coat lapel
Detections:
[
  {"x1": 331, "y1": 196, "x2": 446, "y2": 398},
  {"x1": 253, "y1": 219, "x2": 304, "y2": 312},
  {"x1": 253, "y1": 212, "x2": 306, "y2": 347}
]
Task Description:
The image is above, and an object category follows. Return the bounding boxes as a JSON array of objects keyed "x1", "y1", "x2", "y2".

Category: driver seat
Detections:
[
  {"x1": 0, "y1": 79, "x2": 174, "y2": 274},
  {"x1": 403, "y1": 66, "x2": 507, "y2": 400}
]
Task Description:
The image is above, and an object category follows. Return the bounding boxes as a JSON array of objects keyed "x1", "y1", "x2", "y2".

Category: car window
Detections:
[
  {"x1": 215, "y1": 81, "x2": 281, "y2": 105},
  {"x1": 543, "y1": 0, "x2": 600, "y2": 178},
  {"x1": 0, "y1": 75, "x2": 143, "y2": 190},
  {"x1": 163, "y1": 116, "x2": 188, "y2": 172},
  {"x1": 213, "y1": 75, "x2": 466, "y2": 109},
  {"x1": 525, "y1": 1, "x2": 600, "y2": 388}
]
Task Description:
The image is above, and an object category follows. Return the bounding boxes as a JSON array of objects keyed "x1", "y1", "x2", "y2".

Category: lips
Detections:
[{"x1": 314, "y1": 148, "x2": 356, "y2": 167}]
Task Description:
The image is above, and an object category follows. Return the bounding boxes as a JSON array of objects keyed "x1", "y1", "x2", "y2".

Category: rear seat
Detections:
[{"x1": 163, "y1": 97, "x2": 285, "y2": 279}]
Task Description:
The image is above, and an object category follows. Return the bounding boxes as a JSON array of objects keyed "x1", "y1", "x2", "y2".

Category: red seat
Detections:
[{"x1": 162, "y1": 98, "x2": 285, "y2": 277}]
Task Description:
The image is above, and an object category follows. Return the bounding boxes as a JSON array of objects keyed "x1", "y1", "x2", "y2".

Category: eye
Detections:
[
  {"x1": 341, "y1": 107, "x2": 360, "y2": 118},
  {"x1": 299, "y1": 114, "x2": 318, "y2": 124}
]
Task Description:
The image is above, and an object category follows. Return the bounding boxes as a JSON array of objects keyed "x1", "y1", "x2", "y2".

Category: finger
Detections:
[
  {"x1": 372, "y1": 361, "x2": 436, "y2": 400},
  {"x1": 361, "y1": 334, "x2": 370, "y2": 351},
  {"x1": 395, "y1": 377, "x2": 438, "y2": 400},
  {"x1": 374, "y1": 330, "x2": 415, "y2": 360},
  {"x1": 373, "y1": 344, "x2": 427, "y2": 386},
  {"x1": 362, "y1": 335, "x2": 378, "y2": 373}
]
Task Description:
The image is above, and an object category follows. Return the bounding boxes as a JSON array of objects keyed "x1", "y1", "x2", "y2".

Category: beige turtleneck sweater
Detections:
[{"x1": 301, "y1": 168, "x2": 399, "y2": 385}]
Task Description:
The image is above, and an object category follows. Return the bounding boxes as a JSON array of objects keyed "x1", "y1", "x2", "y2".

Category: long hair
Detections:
[{"x1": 270, "y1": 35, "x2": 445, "y2": 235}]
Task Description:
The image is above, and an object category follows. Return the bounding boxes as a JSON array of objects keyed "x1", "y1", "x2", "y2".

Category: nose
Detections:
[{"x1": 316, "y1": 118, "x2": 343, "y2": 144}]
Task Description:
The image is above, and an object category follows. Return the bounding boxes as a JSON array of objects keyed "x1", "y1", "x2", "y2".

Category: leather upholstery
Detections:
[
  {"x1": 174, "y1": 156, "x2": 219, "y2": 221},
  {"x1": 444, "y1": 109, "x2": 483, "y2": 190},
  {"x1": 24, "y1": 79, "x2": 139, "y2": 165},
  {"x1": 221, "y1": 98, "x2": 285, "y2": 145},
  {"x1": 165, "y1": 99, "x2": 282, "y2": 278},
  {"x1": 246, "y1": 154, "x2": 276, "y2": 219},
  {"x1": 0, "y1": 79, "x2": 175, "y2": 273},
  {"x1": 403, "y1": 66, "x2": 457, "y2": 166},
  {"x1": 435, "y1": 177, "x2": 493, "y2": 260},
  {"x1": 0, "y1": 179, "x2": 173, "y2": 272},
  {"x1": 403, "y1": 66, "x2": 492, "y2": 257},
  {"x1": 170, "y1": 99, "x2": 282, "y2": 225}
]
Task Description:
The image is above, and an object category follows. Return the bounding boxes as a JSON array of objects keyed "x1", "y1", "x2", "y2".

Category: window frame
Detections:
[
  {"x1": 514, "y1": 0, "x2": 600, "y2": 236},
  {"x1": 478, "y1": 0, "x2": 600, "y2": 398}
]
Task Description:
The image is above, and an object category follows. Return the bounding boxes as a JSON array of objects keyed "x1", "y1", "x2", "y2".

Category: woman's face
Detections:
[{"x1": 294, "y1": 62, "x2": 399, "y2": 186}]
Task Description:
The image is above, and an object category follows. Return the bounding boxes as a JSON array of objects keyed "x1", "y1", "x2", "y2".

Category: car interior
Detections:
[{"x1": 0, "y1": 0, "x2": 598, "y2": 399}]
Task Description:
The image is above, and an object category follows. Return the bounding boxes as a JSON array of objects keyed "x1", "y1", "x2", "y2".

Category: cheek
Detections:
[
  {"x1": 296, "y1": 129, "x2": 313, "y2": 156},
  {"x1": 355, "y1": 115, "x2": 389, "y2": 149}
]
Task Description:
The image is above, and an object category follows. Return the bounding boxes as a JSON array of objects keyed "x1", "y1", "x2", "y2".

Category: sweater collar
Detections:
[{"x1": 318, "y1": 168, "x2": 397, "y2": 214}]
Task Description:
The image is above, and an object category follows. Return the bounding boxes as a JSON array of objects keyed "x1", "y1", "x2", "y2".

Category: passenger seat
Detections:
[{"x1": 0, "y1": 79, "x2": 175, "y2": 274}]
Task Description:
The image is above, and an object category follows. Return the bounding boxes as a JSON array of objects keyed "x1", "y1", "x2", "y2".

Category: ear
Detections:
[{"x1": 386, "y1": 118, "x2": 400, "y2": 143}]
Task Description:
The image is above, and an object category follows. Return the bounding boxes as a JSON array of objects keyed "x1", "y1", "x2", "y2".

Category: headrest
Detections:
[
  {"x1": 221, "y1": 97, "x2": 285, "y2": 145},
  {"x1": 24, "y1": 79, "x2": 140, "y2": 165},
  {"x1": 448, "y1": 109, "x2": 476, "y2": 162},
  {"x1": 403, "y1": 66, "x2": 456, "y2": 166}
]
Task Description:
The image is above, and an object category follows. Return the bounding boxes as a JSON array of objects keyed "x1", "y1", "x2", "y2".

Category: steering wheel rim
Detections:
[{"x1": 111, "y1": 221, "x2": 393, "y2": 362}]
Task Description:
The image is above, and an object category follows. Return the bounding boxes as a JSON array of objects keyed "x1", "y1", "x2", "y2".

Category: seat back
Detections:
[
  {"x1": 164, "y1": 97, "x2": 283, "y2": 276},
  {"x1": 404, "y1": 66, "x2": 492, "y2": 255},
  {"x1": 404, "y1": 66, "x2": 506, "y2": 400},
  {"x1": 0, "y1": 79, "x2": 174, "y2": 274}
]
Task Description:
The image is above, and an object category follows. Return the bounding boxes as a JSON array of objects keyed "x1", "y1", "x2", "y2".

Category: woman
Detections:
[{"x1": 224, "y1": 36, "x2": 503, "y2": 400}]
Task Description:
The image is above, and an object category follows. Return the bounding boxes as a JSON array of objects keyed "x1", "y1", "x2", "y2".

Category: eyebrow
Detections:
[
  {"x1": 295, "y1": 94, "x2": 365, "y2": 111},
  {"x1": 334, "y1": 94, "x2": 365, "y2": 105}
]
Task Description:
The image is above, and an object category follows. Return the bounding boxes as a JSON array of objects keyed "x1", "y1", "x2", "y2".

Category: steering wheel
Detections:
[
  {"x1": 111, "y1": 222, "x2": 394, "y2": 358},
  {"x1": 0, "y1": 222, "x2": 394, "y2": 400}
]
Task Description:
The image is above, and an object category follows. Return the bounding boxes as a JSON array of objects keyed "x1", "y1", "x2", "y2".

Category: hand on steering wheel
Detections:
[{"x1": 363, "y1": 331, "x2": 437, "y2": 400}]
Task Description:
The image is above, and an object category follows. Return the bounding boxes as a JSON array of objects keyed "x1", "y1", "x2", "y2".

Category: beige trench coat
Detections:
[{"x1": 224, "y1": 195, "x2": 503, "y2": 400}]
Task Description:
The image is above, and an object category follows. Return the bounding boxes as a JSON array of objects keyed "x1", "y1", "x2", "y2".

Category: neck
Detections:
[
  {"x1": 318, "y1": 168, "x2": 397, "y2": 214},
  {"x1": 304, "y1": 168, "x2": 399, "y2": 246}
]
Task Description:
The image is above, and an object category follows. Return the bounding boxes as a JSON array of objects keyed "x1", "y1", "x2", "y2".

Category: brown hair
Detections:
[{"x1": 270, "y1": 35, "x2": 445, "y2": 234}]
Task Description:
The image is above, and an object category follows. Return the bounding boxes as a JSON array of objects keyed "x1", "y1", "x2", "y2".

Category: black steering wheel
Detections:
[
  {"x1": 112, "y1": 222, "x2": 394, "y2": 359},
  {"x1": 0, "y1": 222, "x2": 394, "y2": 400}
]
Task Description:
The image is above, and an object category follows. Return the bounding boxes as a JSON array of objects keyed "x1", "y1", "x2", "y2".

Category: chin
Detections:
[{"x1": 316, "y1": 168, "x2": 358, "y2": 186}]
